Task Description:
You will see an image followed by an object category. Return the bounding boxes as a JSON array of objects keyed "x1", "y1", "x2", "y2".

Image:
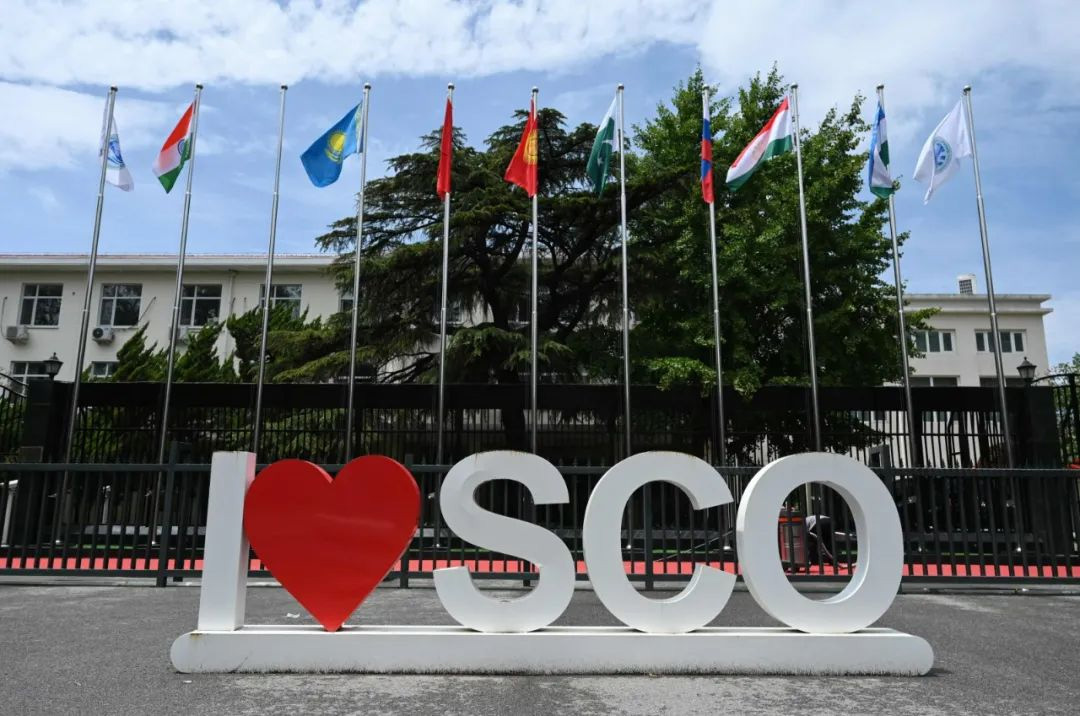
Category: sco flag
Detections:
[
  {"x1": 868, "y1": 102, "x2": 893, "y2": 198},
  {"x1": 725, "y1": 98, "x2": 793, "y2": 192},
  {"x1": 302, "y1": 103, "x2": 363, "y2": 188},
  {"x1": 913, "y1": 100, "x2": 971, "y2": 203},
  {"x1": 152, "y1": 103, "x2": 193, "y2": 193}
]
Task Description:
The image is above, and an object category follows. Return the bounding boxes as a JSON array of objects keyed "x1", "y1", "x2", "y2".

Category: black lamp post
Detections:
[
  {"x1": 1017, "y1": 357, "x2": 1036, "y2": 385},
  {"x1": 43, "y1": 352, "x2": 63, "y2": 381}
]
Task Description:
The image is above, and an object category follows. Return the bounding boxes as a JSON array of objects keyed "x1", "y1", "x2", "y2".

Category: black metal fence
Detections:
[
  {"x1": 2, "y1": 458, "x2": 1078, "y2": 584},
  {"x1": 14, "y1": 380, "x2": 1070, "y2": 468},
  {"x1": 1032, "y1": 373, "x2": 1080, "y2": 467},
  {"x1": 0, "y1": 373, "x2": 27, "y2": 462}
]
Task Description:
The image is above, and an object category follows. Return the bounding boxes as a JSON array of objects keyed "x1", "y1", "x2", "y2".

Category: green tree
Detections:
[
  {"x1": 226, "y1": 304, "x2": 316, "y2": 382},
  {"x1": 1053, "y1": 352, "x2": 1080, "y2": 375},
  {"x1": 110, "y1": 324, "x2": 165, "y2": 381},
  {"x1": 631, "y1": 68, "x2": 926, "y2": 395}
]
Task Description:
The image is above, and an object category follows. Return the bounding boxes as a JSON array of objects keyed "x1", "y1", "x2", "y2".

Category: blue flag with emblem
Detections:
[{"x1": 301, "y1": 102, "x2": 363, "y2": 188}]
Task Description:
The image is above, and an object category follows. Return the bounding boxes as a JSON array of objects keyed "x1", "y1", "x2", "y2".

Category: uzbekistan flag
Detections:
[
  {"x1": 505, "y1": 96, "x2": 539, "y2": 197},
  {"x1": 725, "y1": 98, "x2": 794, "y2": 192},
  {"x1": 152, "y1": 103, "x2": 194, "y2": 194},
  {"x1": 700, "y1": 98, "x2": 714, "y2": 204}
]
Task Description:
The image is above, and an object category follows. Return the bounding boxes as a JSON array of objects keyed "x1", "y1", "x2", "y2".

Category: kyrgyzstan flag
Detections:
[
  {"x1": 504, "y1": 97, "x2": 538, "y2": 197},
  {"x1": 436, "y1": 94, "x2": 453, "y2": 199}
]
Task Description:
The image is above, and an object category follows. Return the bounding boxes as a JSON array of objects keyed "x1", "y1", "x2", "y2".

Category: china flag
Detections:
[
  {"x1": 436, "y1": 96, "x2": 453, "y2": 199},
  {"x1": 504, "y1": 97, "x2": 538, "y2": 197}
]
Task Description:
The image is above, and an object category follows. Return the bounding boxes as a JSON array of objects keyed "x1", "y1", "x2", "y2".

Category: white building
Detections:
[
  {"x1": 905, "y1": 274, "x2": 1052, "y2": 387},
  {"x1": 0, "y1": 256, "x2": 1054, "y2": 388},
  {"x1": 0, "y1": 254, "x2": 338, "y2": 383}
]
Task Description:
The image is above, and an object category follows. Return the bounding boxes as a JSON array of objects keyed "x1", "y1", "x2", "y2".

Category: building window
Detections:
[
  {"x1": 90, "y1": 361, "x2": 118, "y2": 379},
  {"x1": 180, "y1": 284, "x2": 222, "y2": 326},
  {"x1": 339, "y1": 288, "x2": 354, "y2": 313},
  {"x1": 979, "y1": 376, "x2": 1027, "y2": 388},
  {"x1": 98, "y1": 284, "x2": 142, "y2": 326},
  {"x1": 9, "y1": 361, "x2": 49, "y2": 384},
  {"x1": 261, "y1": 284, "x2": 303, "y2": 318},
  {"x1": 975, "y1": 330, "x2": 1024, "y2": 354},
  {"x1": 910, "y1": 376, "x2": 959, "y2": 387},
  {"x1": 19, "y1": 283, "x2": 63, "y2": 326},
  {"x1": 913, "y1": 329, "x2": 954, "y2": 353}
]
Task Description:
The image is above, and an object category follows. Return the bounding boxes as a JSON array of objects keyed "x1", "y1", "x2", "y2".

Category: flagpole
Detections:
[
  {"x1": 876, "y1": 85, "x2": 920, "y2": 468},
  {"x1": 252, "y1": 84, "x2": 288, "y2": 458},
  {"x1": 789, "y1": 84, "x2": 822, "y2": 451},
  {"x1": 963, "y1": 85, "x2": 1014, "y2": 467},
  {"x1": 344, "y1": 83, "x2": 372, "y2": 462},
  {"x1": 63, "y1": 86, "x2": 117, "y2": 463},
  {"x1": 529, "y1": 86, "x2": 540, "y2": 454},
  {"x1": 157, "y1": 83, "x2": 203, "y2": 464},
  {"x1": 436, "y1": 83, "x2": 455, "y2": 468},
  {"x1": 700, "y1": 88, "x2": 728, "y2": 465},
  {"x1": 616, "y1": 84, "x2": 634, "y2": 458}
]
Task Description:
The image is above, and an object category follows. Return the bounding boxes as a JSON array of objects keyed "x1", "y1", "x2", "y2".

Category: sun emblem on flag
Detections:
[
  {"x1": 325, "y1": 131, "x2": 347, "y2": 163},
  {"x1": 932, "y1": 137, "x2": 952, "y2": 171},
  {"x1": 524, "y1": 129, "x2": 538, "y2": 165}
]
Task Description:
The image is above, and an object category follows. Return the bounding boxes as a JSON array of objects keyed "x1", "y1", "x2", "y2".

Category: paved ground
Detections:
[{"x1": 1, "y1": 580, "x2": 1078, "y2": 715}]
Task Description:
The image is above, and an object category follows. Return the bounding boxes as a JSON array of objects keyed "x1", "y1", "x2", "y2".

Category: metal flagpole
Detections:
[
  {"x1": 64, "y1": 86, "x2": 117, "y2": 463},
  {"x1": 530, "y1": 86, "x2": 540, "y2": 454},
  {"x1": 344, "y1": 83, "x2": 373, "y2": 461},
  {"x1": 616, "y1": 83, "x2": 633, "y2": 459},
  {"x1": 877, "y1": 84, "x2": 920, "y2": 467},
  {"x1": 963, "y1": 85, "x2": 1015, "y2": 467},
  {"x1": 703, "y1": 87, "x2": 728, "y2": 465},
  {"x1": 436, "y1": 83, "x2": 454, "y2": 468},
  {"x1": 158, "y1": 83, "x2": 204, "y2": 464},
  {"x1": 252, "y1": 84, "x2": 288, "y2": 458},
  {"x1": 789, "y1": 84, "x2": 823, "y2": 451}
]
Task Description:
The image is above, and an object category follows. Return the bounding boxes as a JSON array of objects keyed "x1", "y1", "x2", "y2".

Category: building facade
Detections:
[
  {"x1": 0, "y1": 254, "x2": 338, "y2": 383},
  {"x1": 0, "y1": 256, "x2": 1054, "y2": 387},
  {"x1": 904, "y1": 274, "x2": 1052, "y2": 387}
]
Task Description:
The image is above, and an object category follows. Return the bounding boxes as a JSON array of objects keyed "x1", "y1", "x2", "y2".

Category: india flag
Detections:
[
  {"x1": 725, "y1": 98, "x2": 793, "y2": 192},
  {"x1": 152, "y1": 103, "x2": 194, "y2": 193}
]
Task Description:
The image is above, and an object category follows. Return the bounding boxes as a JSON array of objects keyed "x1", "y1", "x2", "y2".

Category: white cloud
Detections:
[
  {"x1": 0, "y1": 82, "x2": 175, "y2": 172},
  {"x1": 0, "y1": 0, "x2": 703, "y2": 91},
  {"x1": 27, "y1": 185, "x2": 60, "y2": 210}
]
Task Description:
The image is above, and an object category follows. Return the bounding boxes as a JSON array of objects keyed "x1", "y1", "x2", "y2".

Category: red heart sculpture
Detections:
[{"x1": 244, "y1": 456, "x2": 419, "y2": 632}]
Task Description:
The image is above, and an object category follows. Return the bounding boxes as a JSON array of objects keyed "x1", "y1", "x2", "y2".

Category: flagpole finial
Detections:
[
  {"x1": 790, "y1": 82, "x2": 798, "y2": 90},
  {"x1": 876, "y1": 84, "x2": 884, "y2": 90},
  {"x1": 196, "y1": 83, "x2": 204, "y2": 90},
  {"x1": 448, "y1": 82, "x2": 454, "y2": 90},
  {"x1": 281, "y1": 84, "x2": 288, "y2": 90},
  {"x1": 532, "y1": 86, "x2": 539, "y2": 94},
  {"x1": 364, "y1": 82, "x2": 372, "y2": 90},
  {"x1": 617, "y1": 83, "x2": 624, "y2": 91},
  {"x1": 963, "y1": 85, "x2": 972, "y2": 94},
  {"x1": 110, "y1": 85, "x2": 118, "y2": 92}
]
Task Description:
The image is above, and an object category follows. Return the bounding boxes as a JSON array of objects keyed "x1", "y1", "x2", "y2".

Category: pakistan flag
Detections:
[{"x1": 586, "y1": 97, "x2": 618, "y2": 195}]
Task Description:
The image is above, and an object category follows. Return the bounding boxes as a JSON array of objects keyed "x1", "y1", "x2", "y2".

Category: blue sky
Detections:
[{"x1": 1, "y1": 1, "x2": 1078, "y2": 366}]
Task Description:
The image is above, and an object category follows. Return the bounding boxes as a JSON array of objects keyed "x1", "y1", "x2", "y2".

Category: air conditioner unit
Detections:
[
  {"x1": 3, "y1": 325, "x2": 29, "y2": 344},
  {"x1": 175, "y1": 326, "x2": 198, "y2": 344},
  {"x1": 91, "y1": 326, "x2": 115, "y2": 344}
]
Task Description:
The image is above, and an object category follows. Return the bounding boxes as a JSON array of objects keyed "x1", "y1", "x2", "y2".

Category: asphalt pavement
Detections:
[{"x1": 1, "y1": 580, "x2": 1078, "y2": 715}]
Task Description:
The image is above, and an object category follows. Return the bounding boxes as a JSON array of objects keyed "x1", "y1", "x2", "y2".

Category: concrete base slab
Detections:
[{"x1": 171, "y1": 624, "x2": 934, "y2": 675}]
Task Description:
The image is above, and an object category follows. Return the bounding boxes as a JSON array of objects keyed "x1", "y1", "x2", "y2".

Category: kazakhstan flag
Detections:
[{"x1": 301, "y1": 102, "x2": 363, "y2": 187}]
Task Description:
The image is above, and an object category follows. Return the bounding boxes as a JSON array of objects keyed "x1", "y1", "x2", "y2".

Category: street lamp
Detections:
[
  {"x1": 43, "y1": 352, "x2": 63, "y2": 381},
  {"x1": 1016, "y1": 357, "x2": 1036, "y2": 384}
]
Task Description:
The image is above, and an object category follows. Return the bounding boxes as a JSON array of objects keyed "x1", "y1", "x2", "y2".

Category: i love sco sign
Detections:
[{"x1": 171, "y1": 450, "x2": 934, "y2": 675}]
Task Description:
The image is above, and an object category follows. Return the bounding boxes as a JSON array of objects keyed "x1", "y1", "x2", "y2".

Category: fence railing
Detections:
[
  {"x1": 2, "y1": 458, "x2": 1077, "y2": 584},
  {"x1": 15, "y1": 380, "x2": 1070, "y2": 468},
  {"x1": 0, "y1": 373, "x2": 28, "y2": 462}
]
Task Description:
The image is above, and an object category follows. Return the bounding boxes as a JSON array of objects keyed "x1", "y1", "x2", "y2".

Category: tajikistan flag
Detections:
[
  {"x1": 586, "y1": 96, "x2": 617, "y2": 195},
  {"x1": 868, "y1": 102, "x2": 894, "y2": 198},
  {"x1": 725, "y1": 97, "x2": 793, "y2": 192},
  {"x1": 153, "y1": 103, "x2": 194, "y2": 193}
]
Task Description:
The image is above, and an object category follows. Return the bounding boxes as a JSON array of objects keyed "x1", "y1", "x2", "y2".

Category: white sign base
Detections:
[{"x1": 171, "y1": 625, "x2": 933, "y2": 675}]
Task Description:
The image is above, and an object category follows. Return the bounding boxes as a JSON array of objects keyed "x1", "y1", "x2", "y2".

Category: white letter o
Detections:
[{"x1": 736, "y1": 452, "x2": 903, "y2": 634}]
